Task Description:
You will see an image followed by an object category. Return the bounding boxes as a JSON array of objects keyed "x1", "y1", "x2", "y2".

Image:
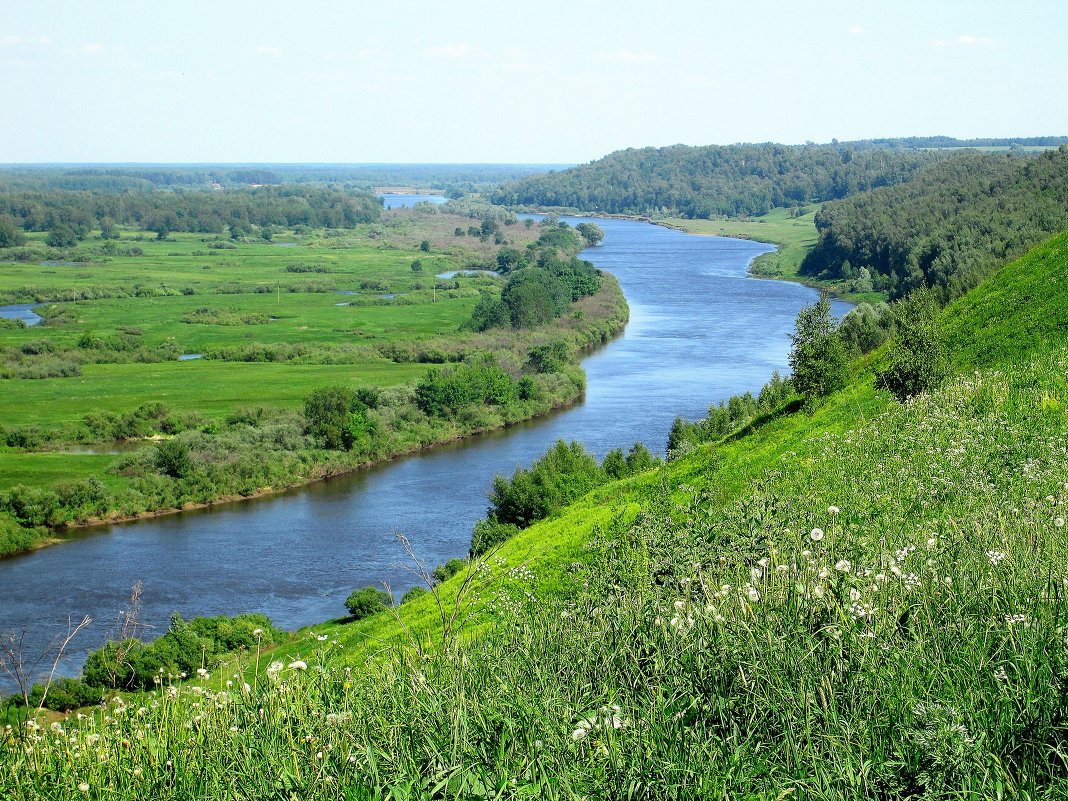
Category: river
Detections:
[{"x1": 0, "y1": 216, "x2": 849, "y2": 691}]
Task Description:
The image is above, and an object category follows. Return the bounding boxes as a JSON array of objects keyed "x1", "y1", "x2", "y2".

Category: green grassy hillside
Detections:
[{"x1": 5, "y1": 231, "x2": 1068, "y2": 798}]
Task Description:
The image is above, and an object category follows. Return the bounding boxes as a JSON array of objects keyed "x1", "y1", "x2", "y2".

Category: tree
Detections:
[
  {"x1": 45, "y1": 224, "x2": 77, "y2": 248},
  {"x1": 303, "y1": 385, "x2": 373, "y2": 450},
  {"x1": 0, "y1": 215, "x2": 24, "y2": 248},
  {"x1": 345, "y1": 586, "x2": 391, "y2": 619},
  {"x1": 155, "y1": 438, "x2": 192, "y2": 479},
  {"x1": 875, "y1": 289, "x2": 948, "y2": 401},
  {"x1": 575, "y1": 222, "x2": 605, "y2": 246},
  {"x1": 410, "y1": 259, "x2": 423, "y2": 272},
  {"x1": 788, "y1": 293, "x2": 847, "y2": 404},
  {"x1": 419, "y1": 239, "x2": 430, "y2": 252}
]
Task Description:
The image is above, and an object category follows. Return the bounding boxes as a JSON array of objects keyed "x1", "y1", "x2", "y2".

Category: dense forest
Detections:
[
  {"x1": 799, "y1": 146, "x2": 1068, "y2": 299},
  {"x1": 0, "y1": 185, "x2": 382, "y2": 242},
  {"x1": 491, "y1": 142, "x2": 956, "y2": 217}
]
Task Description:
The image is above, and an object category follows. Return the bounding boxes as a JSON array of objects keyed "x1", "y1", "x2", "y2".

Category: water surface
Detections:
[
  {"x1": 0, "y1": 218, "x2": 848, "y2": 690},
  {"x1": 378, "y1": 194, "x2": 448, "y2": 210},
  {"x1": 0, "y1": 303, "x2": 42, "y2": 326}
]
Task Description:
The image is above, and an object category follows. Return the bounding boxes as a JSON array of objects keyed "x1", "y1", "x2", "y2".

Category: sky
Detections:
[{"x1": 1, "y1": 0, "x2": 1066, "y2": 164}]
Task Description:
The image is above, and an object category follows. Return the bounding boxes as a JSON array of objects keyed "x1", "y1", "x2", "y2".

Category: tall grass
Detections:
[{"x1": 4, "y1": 346, "x2": 1068, "y2": 798}]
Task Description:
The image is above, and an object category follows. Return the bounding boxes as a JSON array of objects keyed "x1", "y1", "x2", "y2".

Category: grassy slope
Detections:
[
  {"x1": 253, "y1": 230, "x2": 1068, "y2": 790},
  {"x1": 6, "y1": 232, "x2": 1068, "y2": 798}
]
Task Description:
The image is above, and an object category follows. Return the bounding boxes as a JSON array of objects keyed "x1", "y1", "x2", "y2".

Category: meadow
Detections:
[
  {"x1": 4, "y1": 230, "x2": 1066, "y2": 796},
  {"x1": 0, "y1": 208, "x2": 628, "y2": 549}
]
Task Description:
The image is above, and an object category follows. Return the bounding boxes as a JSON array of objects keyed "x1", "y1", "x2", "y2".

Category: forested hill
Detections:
[
  {"x1": 799, "y1": 146, "x2": 1068, "y2": 300},
  {"x1": 491, "y1": 143, "x2": 953, "y2": 217}
]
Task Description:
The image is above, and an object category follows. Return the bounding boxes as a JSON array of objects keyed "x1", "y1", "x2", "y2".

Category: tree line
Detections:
[
  {"x1": 492, "y1": 142, "x2": 954, "y2": 218},
  {"x1": 0, "y1": 185, "x2": 382, "y2": 244},
  {"x1": 800, "y1": 147, "x2": 1068, "y2": 300}
]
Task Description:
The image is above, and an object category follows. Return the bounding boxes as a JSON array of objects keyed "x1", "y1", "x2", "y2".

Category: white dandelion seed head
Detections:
[
  {"x1": 828, "y1": 506, "x2": 840, "y2": 515},
  {"x1": 810, "y1": 528, "x2": 825, "y2": 542}
]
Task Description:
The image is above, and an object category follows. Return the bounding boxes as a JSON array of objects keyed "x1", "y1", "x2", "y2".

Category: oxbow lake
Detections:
[
  {"x1": 0, "y1": 216, "x2": 849, "y2": 691},
  {"x1": 377, "y1": 193, "x2": 448, "y2": 210}
]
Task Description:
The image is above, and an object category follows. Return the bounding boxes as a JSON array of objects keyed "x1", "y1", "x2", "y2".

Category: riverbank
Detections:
[
  {"x1": 661, "y1": 208, "x2": 886, "y2": 304},
  {"x1": 0, "y1": 274, "x2": 629, "y2": 559}
]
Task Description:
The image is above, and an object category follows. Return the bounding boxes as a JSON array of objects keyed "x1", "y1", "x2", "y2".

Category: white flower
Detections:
[
  {"x1": 746, "y1": 586, "x2": 761, "y2": 603},
  {"x1": 252, "y1": 628, "x2": 264, "y2": 637},
  {"x1": 810, "y1": 528, "x2": 825, "y2": 542},
  {"x1": 266, "y1": 661, "x2": 284, "y2": 681},
  {"x1": 993, "y1": 666, "x2": 1009, "y2": 682},
  {"x1": 835, "y1": 560, "x2": 852, "y2": 573},
  {"x1": 196, "y1": 668, "x2": 209, "y2": 678},
  {"x1": 986, "y1": 550, "x2": 1006, "y2": 566},
  {"x1": 751, "y1": 567, "x2": 763, "y2": 582},
  {"x1": 849, "y1": 588, "x2": 862, "y2": 602},
  {"x1": 288, "y1": 660, "x2": 308, "y2": 671},
  {"x1": 1055, "y1": 517, "x2": 1065, "y2": 528},
  {"x1": 673, "y1": 600, "x2": 687, "y2": 611},
  {"x1": 827, "y1": 506, "x2": 840, "y2": 515},
  {"x1": 316, "y1": 635, "x2": 329, "y2": 641},
  {"x1": 78, "y1": 783, "x2": 89, "y2": 794}
]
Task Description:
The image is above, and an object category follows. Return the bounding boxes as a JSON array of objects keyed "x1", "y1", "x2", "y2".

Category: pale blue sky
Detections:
[{"x1": 1, "y1": 0, "x2": 1065, "y2": 163}]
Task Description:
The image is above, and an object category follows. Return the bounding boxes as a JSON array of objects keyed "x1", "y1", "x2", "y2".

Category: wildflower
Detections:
[
  {"x1": 1056, "y1": 517, "x2": 1065, "y2": 528},
  {"x1": 751, "y1": 567, "x2": 763, "y2": 583},
  {"x1": 253, "y1": 628, "x2": 264, "y2": 637},
  {"x1": 828, "y1": 505, "x2": 840, "y2": 515},
  {"x1": 78, "y1": 783, "x2": 89, "y2": 794},
  {"x1": 316, "y1": 635, "x2": 329, "y2": 641},
  {"x1": 746, "y1": 585, "x2": 761, "y2": 603},
  {"x1": 288, "y1": 660, "x2": 308, "y2": 671},
  {"x1": 986, "y1": 550, "x2": 1006, "y2": 566},
  {"x1": 196, "y1": 668, "x2": 209, "y2": 678},
  {"x1": 266, "y1": 661, "x2": 284, "y2": 681},
  {"x1": 810, "y1": 528, "x2": 825, "y2": 542},
  {"x1": 573, "y1": 727, "x2": 588, "y2": 741},
  {"x1": 849, "y1": 588, "x2": 862, "y2": 602},
  {"x1": 674, "y1": 600, "x2": 686, "y2": 611},
  {"x1": 993, "y1": 666, "x2": 1009, "y2": 682},
  {"x1": 777, "y1": 564, "x2": 790, "y2": 573},
  {"x1": 834, "y1": 559, "x2": 852, "y2": 573}
]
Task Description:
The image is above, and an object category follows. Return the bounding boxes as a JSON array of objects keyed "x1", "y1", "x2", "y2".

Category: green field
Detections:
[
  {"x1": 0, "y1": 212, "x2": 631, "y2": 530},
  {"x1": 0, "y1": 360, "x2": 430, "y2": 428}
]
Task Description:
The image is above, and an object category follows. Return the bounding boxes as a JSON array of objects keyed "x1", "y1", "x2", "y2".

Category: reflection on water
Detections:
[{"x1": 0, "y1": 217, "x2": 850, "y2": 690}]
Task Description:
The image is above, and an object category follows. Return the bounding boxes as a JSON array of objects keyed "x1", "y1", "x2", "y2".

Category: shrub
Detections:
[
  {"x1": 876, "y1": 289, "x2": 948, "y2": 401},
  {"x1": 345, "y1": 586, "x2": 391, "y2": 619},
  {"x1": 155, "y1": 438, "x2": 192, "y2": 478},
  {"x1": 400, "y1": 586, "x2": 428, "y2": 604},
  {"x1": 431, "y1": 558, "x2": 467, "y2": 584}
]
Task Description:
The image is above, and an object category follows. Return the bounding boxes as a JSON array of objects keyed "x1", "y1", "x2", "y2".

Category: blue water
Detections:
[
  {"x1": 0, "y1": 303, "x2": 42, "y2": 326},
  {"x1": 0, "y1": 218, "x2": 849, "y2": 690},
  {"x1": 378, "y1": 193, "x2": 449, "y2": 210}
]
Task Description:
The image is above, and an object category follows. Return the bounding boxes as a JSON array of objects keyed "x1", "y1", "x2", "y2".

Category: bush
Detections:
[
  {"x1": 432, "y1": 558, "x2": 467, "y2": 584},
  {"x1": 155, "y1": 438, "x2": 192, "y2": 478},
  {"x1": 876, "y1": 289, "x2": 948, "y2": 402},
  {"x1": 345, "y1": 586, "x2": 391, "y2": 619},
  {"x1": 400, "y1": 586, "x2": 428, "y2": 604},
  {"x1": 26, "y1": 678, "x2": 101, "y2": 712}
]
